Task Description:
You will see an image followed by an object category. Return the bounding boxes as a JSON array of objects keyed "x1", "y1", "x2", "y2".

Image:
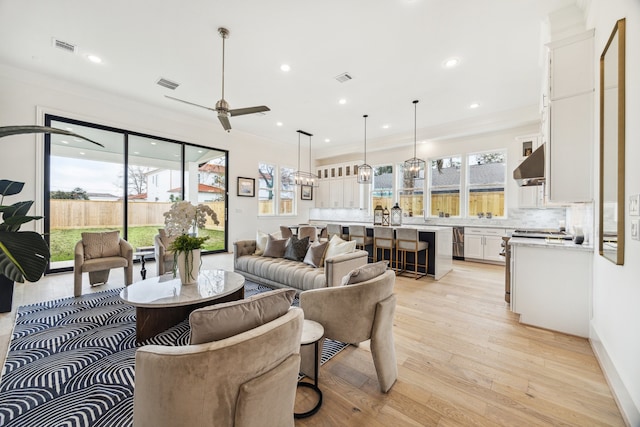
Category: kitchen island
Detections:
[
  {"x1": 510, "y1": 237, "x2": 592, "y2": 337},
  {"x1": 316, "y1": 223, "x2": 453, "y2": 280}
]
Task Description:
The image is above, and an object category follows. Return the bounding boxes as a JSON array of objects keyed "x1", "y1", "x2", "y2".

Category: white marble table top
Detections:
[
  {"x1": 119, "y1": 269, "x2": 245, "y2": 308},
  {"x1": 301, "y1": 319, "x2": 324, "y2": 345}
]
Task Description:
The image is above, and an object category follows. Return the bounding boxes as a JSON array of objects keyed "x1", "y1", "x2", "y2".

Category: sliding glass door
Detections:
[{"x1": 45, "y1": 115, "x2": 228, "y2": 272}]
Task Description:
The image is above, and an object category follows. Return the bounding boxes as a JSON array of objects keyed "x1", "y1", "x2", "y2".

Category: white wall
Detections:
[
  {"x1": 0, "y1": 64, "x2": 312, "y2": 246},
  {"x1": 587, "y1": 1, "x2": 640, "y2": 425}
]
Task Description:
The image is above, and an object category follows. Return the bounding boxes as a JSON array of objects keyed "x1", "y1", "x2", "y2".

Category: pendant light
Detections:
[
  {"x1": 404, "y1": 100, "x2": 425, "y2": 179},
  {"x1": 357, "y1": 114, "x2": 373, "y2": 184},
  {"x1": 293, "y1": 130, "x2": 318, "y2": 187}
]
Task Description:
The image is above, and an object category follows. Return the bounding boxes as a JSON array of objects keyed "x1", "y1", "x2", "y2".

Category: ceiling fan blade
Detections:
[
  {"x1": 229, "y1": 106, "x2": 271, "y2": 117},
  {"x1": 165, "y1": 95, "x2": 216, "y2": 112},
  {"x1": 218, "y1": 114, "x2": 232, "y2": 131}
]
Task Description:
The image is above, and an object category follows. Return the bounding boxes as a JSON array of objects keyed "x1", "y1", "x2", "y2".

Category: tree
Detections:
[
  {"x1": 125, "y1": 166, "x2": 150, "y2": 195},
  {"x1": 50, "y1": 187, "x2": 89, "y2": 200},
  {"x1": 258, "y1": 164, "x2": 275, "y2": 200},
  {"x1": 473, "y1": 153, "x2": 505, "y2": 164}
]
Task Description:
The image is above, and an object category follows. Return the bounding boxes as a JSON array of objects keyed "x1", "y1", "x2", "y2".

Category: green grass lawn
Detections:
[{"x1": 49, "y1": 227, "x2": 225, "y2": 262}]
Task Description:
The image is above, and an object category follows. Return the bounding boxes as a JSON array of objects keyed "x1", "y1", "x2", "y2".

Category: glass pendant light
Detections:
[
  {"x1": 403, "y1": 100, "x2": 426, "y2": 179},
  {"x1": 357, "y1": 115, "x2": 373, "y2": 184}
]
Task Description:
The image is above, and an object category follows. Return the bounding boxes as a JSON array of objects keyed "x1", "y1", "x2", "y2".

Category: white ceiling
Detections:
[{"x1": 0, "y1": 0, "x2": 579, "y2": 159}]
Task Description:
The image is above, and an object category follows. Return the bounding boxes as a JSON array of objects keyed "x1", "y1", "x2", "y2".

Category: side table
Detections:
[
  {"x1": 133, "y1": 249, "x2": 155, "y2": 280},
  {"x1": 294, "y1": 319, "x2": 324, "y2": 419}
]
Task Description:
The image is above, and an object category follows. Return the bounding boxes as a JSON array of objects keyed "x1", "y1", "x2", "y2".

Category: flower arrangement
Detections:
[{"x1": 163, "y1": 201, "x2": 219, "y2": 281}]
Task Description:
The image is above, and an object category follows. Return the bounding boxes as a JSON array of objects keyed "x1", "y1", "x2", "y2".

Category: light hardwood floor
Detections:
[{"x1": 0, "y1": 255, "x2": 626, "y2": 426}]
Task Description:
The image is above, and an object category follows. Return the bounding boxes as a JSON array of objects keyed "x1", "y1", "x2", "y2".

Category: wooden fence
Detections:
[{"x1": 50, "y1": 200, "x2": 226, "y2": 229}]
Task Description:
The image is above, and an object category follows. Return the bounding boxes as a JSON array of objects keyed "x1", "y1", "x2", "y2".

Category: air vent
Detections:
[
  {"x1": 156, "y1": 77, "x2": 180, "y2": 90},
  {"x1": 334, "y1": 72, "x2": 353, "y2": 83},
  {"x1": 52, "y1": 38, "x2": 77, "y2": 54}
]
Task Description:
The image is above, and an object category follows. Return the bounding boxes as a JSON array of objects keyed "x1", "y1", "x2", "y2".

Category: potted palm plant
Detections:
[{"x1": 0, "y1": 125, "x2": 102, "y2": 312}]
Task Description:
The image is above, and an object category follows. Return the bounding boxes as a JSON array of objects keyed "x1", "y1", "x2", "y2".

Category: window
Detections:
[
  {"x1": 397, "y1": 163, "x2": 424, "y2": 217},
  {"x1": 467, "y1": 151, "x2": 506, "y2": 217},
  {"x1": 258, "y1": 163, "x2": 296, "y2": 216},
  {"x1": 429, "y1": 157, "x2": 461, "y2": 217},
  {"x1": 45, "y1": 115, "x2": 228, "y2": 272},
  {"x1": 372, "y1": 165, "x2": 393, "y2": 211}
]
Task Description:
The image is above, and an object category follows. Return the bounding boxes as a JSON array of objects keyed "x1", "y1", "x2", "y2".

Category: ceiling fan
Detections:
[{"x1": 165, "y1": 27, "x2": 270, "y2": 132}]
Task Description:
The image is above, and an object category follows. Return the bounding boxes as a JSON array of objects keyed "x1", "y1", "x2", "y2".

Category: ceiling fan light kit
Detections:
[
  {"x1": 404, "y1": 100, "x2": 426, "y2": 179},
  {"x1": 357, "y1": 114, "x2": 373, "y2": 184},
  {"x1": 165, "y1": 27, "x2": 270, "y2": 132},
  {"x1": 294, "y1": 130, "x2": 318, "y2": 187}
]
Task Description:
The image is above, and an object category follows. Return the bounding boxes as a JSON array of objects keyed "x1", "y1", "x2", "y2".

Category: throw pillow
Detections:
[
  {"x1": 342, "y1": 261, "x2": 389, "y2": 285},
  {"x1": 255, "y1": 230, "x2": 269, "y2": 255},
  {"x1": 81, "y1": 230, "x2": 120, "y2": 260},
  {"x1": 189, "y1": 288, "x2": 296, "y2": 344},
  {"x1": 303, "y1": 241, "x2": 328, "y2": 268},
  {"x1": 284, "y1": 235, "x2": 310, "y2": 262},
  {"x1": 324, "y1": 235, "x2": 357, "y2": 260},
  {"x1": 262, "y1": 234, "x2": 288, "y2": 258}
]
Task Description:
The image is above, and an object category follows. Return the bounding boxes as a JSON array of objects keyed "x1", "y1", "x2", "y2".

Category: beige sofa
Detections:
[{"x1": 233, "y1": 240, "x2": 368, "y2": 291}]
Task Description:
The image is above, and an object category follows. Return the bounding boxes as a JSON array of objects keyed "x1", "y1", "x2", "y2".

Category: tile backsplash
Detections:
[{"x1": 310, "y1": 204, "x2": 594, "y2": 240}]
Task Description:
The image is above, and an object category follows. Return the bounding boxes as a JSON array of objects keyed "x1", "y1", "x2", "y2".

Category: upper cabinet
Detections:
[
  {"x1": 315, "y1": 162, "x2": 362, "y2": 209},
  {"x1": 546, "y1": 30, "x2": 595, "y2": 203}
]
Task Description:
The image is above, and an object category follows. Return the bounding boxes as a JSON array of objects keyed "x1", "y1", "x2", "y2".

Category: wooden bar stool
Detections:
[
  {"x1": 395, "y1": 228, "x2": 428, "y2": 279},
  {"x1": 348, "y1": 225, "x2": 373, "y2": 262},
  {"x1": 298, "y1": 225, "x2": 318, "y2": 242},
  {"x1": 326, "y1": 224, "x2": 348, "y2": 241},
  {"x1": 373, "y1": 226, "x2": 396, "y2": 269}
]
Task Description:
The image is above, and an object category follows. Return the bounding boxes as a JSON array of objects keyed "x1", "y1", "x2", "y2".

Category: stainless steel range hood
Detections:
[{"x1": 513, "y1": 143, "x2": 545, "y2": 186}]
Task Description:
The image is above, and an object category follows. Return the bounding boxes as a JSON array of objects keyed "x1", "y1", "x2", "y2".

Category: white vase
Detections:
[{"x1": 177, "y1": 249, "x2": 201, "y2": 285}]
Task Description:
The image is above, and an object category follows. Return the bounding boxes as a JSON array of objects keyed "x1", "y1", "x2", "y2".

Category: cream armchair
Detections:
[
  {"x1": 73, "y1": 231, "x2": 133, "y2": 297},
  {"x1": 133, "y1": 307, "x2": 304, "y2": 427},
  {"x1": 153, "y1": 229, "x2": 175, "y2": 276},
  {"x1": 300, "y1": 269, "x2": 397, "y2": 392}
]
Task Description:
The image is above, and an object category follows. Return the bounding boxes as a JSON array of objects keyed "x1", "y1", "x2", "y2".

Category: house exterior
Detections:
[{"x1": 0, "y1": 0, "x2": 638, "y2": 424}]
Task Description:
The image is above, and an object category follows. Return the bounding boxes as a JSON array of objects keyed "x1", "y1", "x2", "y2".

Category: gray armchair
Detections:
[
  {"x1": 73, "y1": 231, "x2": 133, "y2": 297},
  {"x1": 300, "y1": 269, "x2": 397, "y2": 392},
  {"x1": 154, "y1": 228, "x2": 175, "y2": 276},
  {"x1": 133, "y1": 307, "x2": 304, "y2": 427}
]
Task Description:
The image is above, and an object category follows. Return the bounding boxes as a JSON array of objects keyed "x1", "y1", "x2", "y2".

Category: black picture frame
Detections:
[
  {"x1": 301, "y1": 185, "x2": 313, "y2": 200},
  {"x1": 237, "y1": 177, "x2": 255, "y2": 197}
]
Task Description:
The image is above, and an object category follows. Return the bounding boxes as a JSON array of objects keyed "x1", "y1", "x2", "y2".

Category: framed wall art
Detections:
[
  {"x1": 301, "y1": 185, "x2": 313, "y2": 200},
  {"x1": 237, "y1": 177, "x2": 255, "y2": 197}
]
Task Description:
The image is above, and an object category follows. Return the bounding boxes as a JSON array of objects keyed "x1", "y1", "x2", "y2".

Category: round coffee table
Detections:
[{"x1": 119, "y1": 269, "x2": 245, "y2": 342}]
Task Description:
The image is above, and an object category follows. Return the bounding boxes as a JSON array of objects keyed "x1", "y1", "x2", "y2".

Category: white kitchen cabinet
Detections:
[
  {"x1": 464, "y1": 227, "x2": 506, "y2": 264},
  {"x1": 545, "y1": 29, "x2": 594, "y2": 203},
  {"x1": 316, "y1": 162, "x2": 361, "y2": 208},
  {"x1": 329, "y1": 179, "x2": 344, "y2": 208},
  {"x1": 342, "y1": 176, "x2": 360, "y2": 208},
  {"x1": 315, "y1": 180, "x2": 329, "y2": 208},
  {"x1": 511, "y1": 242, "x2": 591, "y2": 337}
]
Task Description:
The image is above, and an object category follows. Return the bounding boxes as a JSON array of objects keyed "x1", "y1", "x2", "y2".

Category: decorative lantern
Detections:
[
  {"x1": 391, "y1": 203, "x2": 402, "y2": 226},
  {"x1": 382, "y1": 206, "x2": 390, "y2": 226},
  {"x1": 373, "y1": 204, "x2": 384, "y2": 225}
]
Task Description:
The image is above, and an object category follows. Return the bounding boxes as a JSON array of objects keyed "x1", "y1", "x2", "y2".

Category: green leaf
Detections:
[
  {"x1": 0, "y1": 231, "x2": 50, "y2": 283},
  {"x1": 0, "y1": 180, "x2": 24, "y2": 197},
  {"x1": 0, "y1": 126, "x2": 104, "y2": 148}
]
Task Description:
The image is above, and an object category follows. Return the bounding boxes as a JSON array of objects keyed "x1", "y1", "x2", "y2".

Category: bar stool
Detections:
[
  {"x1": 298, "y1": 225, "x2": 318, "y2": 242},
  {"x1": 348, "y1": 225, "x2": 373, "y2": 262},
  {"x1": 280, "y1": 225, "x2": 294, "y2": 239},
  {"x1": 373, "y1": 227, "x2": 396, "y2": 269},
  {"x1": 395, "y1": 228, "x2": 428, "y2": 279},
  {"x1": 326, "y1": 224, "x2": 347, "y2": 241}
]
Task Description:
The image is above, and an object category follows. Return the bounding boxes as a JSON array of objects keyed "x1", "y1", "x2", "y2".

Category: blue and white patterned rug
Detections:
[{"x1": 0, "y1": 283, "x2": 347, "y2": 427}]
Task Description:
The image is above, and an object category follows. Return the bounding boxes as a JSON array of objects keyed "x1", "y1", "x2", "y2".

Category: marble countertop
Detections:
[
  {"x1": 314, "y1": 221, "x2": 452, "y2": 232},
  {"x1": 509, "y1": 237, "x2": 594, "y2": 252}
]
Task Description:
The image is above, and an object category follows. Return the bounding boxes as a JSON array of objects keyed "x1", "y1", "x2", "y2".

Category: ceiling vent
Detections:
[
  {"x1": 156, "y1": 78, "x2": 180, "y2": 90},
  {"x1": 52, "y1": 38, "x2": 77, "y2": 54},
  {"x1": 334, "y1": 72, "x2": 353, "y2": 83}
]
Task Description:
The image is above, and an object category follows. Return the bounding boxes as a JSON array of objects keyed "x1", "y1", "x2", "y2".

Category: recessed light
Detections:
[
  {"x1": 280, "y1": 64, "x2": 290, "y2": 72},
  {"x1": 150, "y1": 142, "x2": 157, "y2": 145},
  {"x1": 79, "y1": 152, "x2": 85, "y2": 155},
  {"x1": 198, "y1": 150, "x2": 203, "y2": 153},
  {"x1": 469, "y1": 102, "x2": 480, "y2": 109},
  {"x1": 382, "y1": 124, "x2": 390, "y2": 129},
  {"x1": 324, "y1": 138, "x2": 330, "y2": 143},
  {"x1": 133, "y1": 151, "x2": 140, "y2": 155},
  {"x1": 60, "y1": 140, "x2": 69, "y2": 144},
  {"x1": 443, "y1": 57, "x2": 460, "y2": 68},
  {"x1": 87, "y1": 54, "x2": 102, "y2": 64},
  {"x1": 338, "y1": 98, "x2": 347, "y2": 105},
  {"x1": 276, "y1": 122, "x2": 283, "y2": 127}
]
